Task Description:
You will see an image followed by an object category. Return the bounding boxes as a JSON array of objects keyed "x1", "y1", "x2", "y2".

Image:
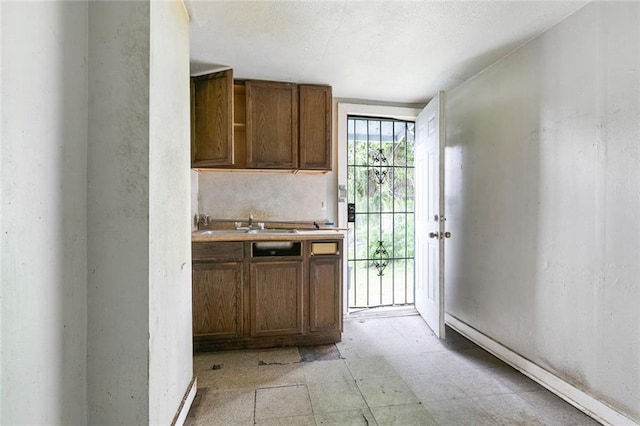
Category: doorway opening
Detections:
[{"x1": 346, "y1": 116, "x2": 415, "y2": 310}]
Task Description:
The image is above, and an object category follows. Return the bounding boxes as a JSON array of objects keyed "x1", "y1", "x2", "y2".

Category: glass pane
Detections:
[
  {"x1": 393, "y1": 122, "x2": 407, "y2": 167},
  {"x1": 352, "y1": 260, "x2": 369, "y2": 307},
  {"x1": 354, "y1": 166, "x2": 368, "y2": 213},
  {"x1": 366, "y1": 266, "x2": 381, "y2": 306},
  {"x1": 392, "y1": 213, "x2": 407, "y2": 259},
  {"x1": 381, "y1": 267, "x2": 394, "y2": 306},
  {"x1": 368, "y1": 120, "x2": 381, "y2": 142},
  {"x1": 406, "y1": 123, "x2": 415, "y2": 167},
  {"x1": 347, "y1": 118, "x2": 355, "y2": 164},
  {"x1": 406, "y1": 175, "x2": 415, "y2": 212},
  {"x1": 347, "y1": 222, "x2": 356, "y2": 259},
  {"x1": 381, "y1": 120, "x2": 394, "y2": 144},
  {"x1": 346, "y1": 116, "x2": 416, "y2": 309},
  {"x1": 347, "y1": 165, "x2": 355, "y2": 204},
  {"x1": 393, "y1": 259, "x2": 407, "y2": 304},
  {"x1": 379, "y1": 213, "x2": 393, "y2": 257},
  {"x1": 354, "y1": 214, "x2": 369, "y2": 260},
  {"x1": 369, "y1": 169, "x2": 382, "y2": 214},
  {"x1": 406, "y1": 214, "x2": 415, "y2": 258},
  {"x1": 354, "y1": 119, "x2": 368, "y2": 165},
  {"x1": 393, "y1": 167, "x2": 407, "y2": 212},
  {"x1": 407, "y1": 259, "x2": 415, "y2": 304},
  {"x1": 367, "y1": 214, "x2": 380, "y2": 259}
]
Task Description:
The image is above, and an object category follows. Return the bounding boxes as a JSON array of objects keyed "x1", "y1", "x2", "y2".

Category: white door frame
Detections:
[{"x1": 337, "y1": 103, "x2": 422, "y2": 315}]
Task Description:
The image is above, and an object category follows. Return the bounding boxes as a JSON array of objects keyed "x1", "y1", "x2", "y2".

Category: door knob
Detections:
[
  {"x1": 429, "y1": 232, "x2": 439, "y2": 238},
  {"x1": 444, "y1": 232, "x2": 451, "y2": 238}
]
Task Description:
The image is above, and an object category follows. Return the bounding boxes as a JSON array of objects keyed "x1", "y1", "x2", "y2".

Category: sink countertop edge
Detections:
[{"x1": 192, "y1": 229, "x2": 345, "y2": 242}]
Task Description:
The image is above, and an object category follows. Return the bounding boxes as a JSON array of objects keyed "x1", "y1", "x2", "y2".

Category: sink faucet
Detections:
[{"x1": 248, "y1": 214, "x2": 253, "y2": 228}]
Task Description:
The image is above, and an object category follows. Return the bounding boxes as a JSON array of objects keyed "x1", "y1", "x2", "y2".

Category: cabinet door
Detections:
[
  {"x1": 192, "y1": 262, "x2": 243, "y2": 338},
  {"x1": 192, "y1": 69, "x2": 233, "y2": 167},
  {"x1": 246, "y1": 81, "x2": 298, "y2": 168},
  {"x1": 309, "y1": 255, "x2": 342, "y2": 333},
  {"x1": 250, "y1": 261, "x2": 303, "y2": 336},
  {"x1": 299, "y1": 85, "x2": 332, "y2": 171}
]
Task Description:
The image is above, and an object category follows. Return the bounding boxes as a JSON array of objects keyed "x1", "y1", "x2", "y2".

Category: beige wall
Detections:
[
  {"x1": 87, "y1": 2, "x2": 151, "y2": 422},
  {"x1": 1, "y1": 1, "x2": 194, "y2": 423},
  {"x1": 197, "y1": 171, "x2": 332, "y2": 223},
  {"x1": 445, "y1": 2, "x2": 639, "y2": 422},
  {"x1": 1, "y1": 2, "x2": 89, "y2": 423},
  {"x1": 149, "y1": 1, "x2": 193, "y2": 423}
]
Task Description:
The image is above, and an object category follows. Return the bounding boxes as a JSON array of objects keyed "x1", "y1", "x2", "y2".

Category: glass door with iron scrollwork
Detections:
[{"x1": 346, "y1": 116, "x2": 415, "y2": 310}]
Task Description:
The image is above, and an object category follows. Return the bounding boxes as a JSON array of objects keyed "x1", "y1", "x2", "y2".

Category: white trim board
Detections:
[
  {"x1": 445, "y1": 314, "x2": 638, "y2": 426},
  {"x1": 172, "y1": 376, "x2": 197, "y2": 426}
]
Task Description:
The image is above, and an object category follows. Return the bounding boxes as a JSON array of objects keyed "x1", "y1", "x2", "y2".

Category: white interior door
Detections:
[{"x1": 414, "y1": 92, "x2": 446, "y2": 338}]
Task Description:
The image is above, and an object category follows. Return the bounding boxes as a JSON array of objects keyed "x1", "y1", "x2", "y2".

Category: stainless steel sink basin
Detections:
[
  {"x1": 194, "y1": 229, "x2": 248, "y2": 235},
  {"x1": 247, "y1": 229, "x2": 298, "y2": 234}
]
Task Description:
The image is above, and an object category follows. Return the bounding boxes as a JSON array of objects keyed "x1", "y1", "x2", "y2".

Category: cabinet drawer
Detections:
[
  {"x1": 310, "y1": 242, "x2": 339, "y2": 255},
  {"x1": 193, "y1": 242, "x2": 244, "y2": 261}
]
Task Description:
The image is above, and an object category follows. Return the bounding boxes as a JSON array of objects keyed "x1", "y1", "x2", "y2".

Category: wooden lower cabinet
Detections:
[
  {"x1": 192, "y1": 240, "x2": 342, "y2": 352},
  {"x1": 192, "y1": 262, "x2": 243, "y2": 339},
  {"x1": 309, "y1": 255, "x2": 342, "y2": 333},
  {"x1": 250, "y1": 260, "x2": 303, "y2": 337}
]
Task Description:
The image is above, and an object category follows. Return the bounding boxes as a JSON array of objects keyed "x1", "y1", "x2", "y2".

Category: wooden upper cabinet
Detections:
[
  {"x1": 190, "y1": 70, "x2": 332, "y2": 171},
  {"x1": 299, "y1": 85, "x2": 332, "y2": 171},
  {"x1": 246, "y1": 80, "x2": 298, "y2": 169},
  {"x1": 191, "y1": 69, "x2": 233, "y2": 167}
]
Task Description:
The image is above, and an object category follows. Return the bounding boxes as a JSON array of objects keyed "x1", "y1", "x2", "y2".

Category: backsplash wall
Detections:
[{"x1": 197, "y1": 171, "x2": 331, "y2": 222}]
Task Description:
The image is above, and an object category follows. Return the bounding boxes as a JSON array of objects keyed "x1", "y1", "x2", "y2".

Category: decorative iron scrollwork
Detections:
[
  {"x1": 373, "y1": 240, "x2": 389, "y2": 276},
  {"x1": 373, "y1": 168, "x2": 388, "y2": 185},
  {"x1": 370, "y1": 148, "x2": 390, "y2": 184},
  {"x1": 370, "y1": 148, "x2": 389, "y2": 165}
]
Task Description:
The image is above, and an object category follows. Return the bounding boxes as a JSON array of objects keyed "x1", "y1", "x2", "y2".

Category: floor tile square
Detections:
[
  {"x1": 253, "y1": 363, "x2": 306, "y2": 388},
  {"x1": 356, "y1": 376, "x2": 419, "y2": 407},
  {"x1": 255, "y1": 384, "x2": 312, "y2": 420},
  {"x1": 345, "y1": 357, "x2": 397, "y2": 380},
  {"x1": 314, "y1": 409, "x2": 377, "y2": 426},
  {"x1": 423, "y1": 398, "x2": 496, "y2": 426},
  {"x1": 488, "y1": 366, "x2": 545, "y2": 393},
  {"x1": 447, "y1": 368, "x2": 514, "y2": 397},
  {"x1": 308, "y1": 380, "x2": 367, "y2": 413},
  {"x1": 190, "y1": 388, "x2": 255, "y2": 426},
  {"x1": 299, "y1": 344, "x2": 342, "y2": 362},
  {"x1": 472, "y1": 393, "x2": 545, "y2": 425},
  {"x1": 193, "y1": 350, "x2": 259, "y2": 372},
  {"x1": 403, "y1": 372, "x2": 467, "y2": 402},
  {"x1": 303, "y1": 359, "x2": 353, "y2": 383},
  {"x1": 456, "y1": 347, "x2": 508, "y2": 369},
  {"x1": 259, "y1": 347, "x2": 301, "y2": 365},
  {"x1": 518, "y1": 390, "x2": 602, "y2": 425},
  {"x1": 255, "y1": 415, "x2": 315, "y2": 426},
  {"x1": 422, "y1": 350, "x2": 479, "y2": 373},
  {"x1": 370, "y1": 404, "x2": 438, "y2": 426},
  {"x1": 196, "y1": 366, "x2": 262, "y2": 390},
  {"x1": 384, "y1": 353, "x2": 441, "y2": 378}
]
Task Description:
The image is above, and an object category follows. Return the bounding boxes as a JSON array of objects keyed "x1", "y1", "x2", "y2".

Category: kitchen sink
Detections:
[
  {"x1": 247, "y1": 229, "x2": 298, "y2": 234},
  {"x1": 194, "y1": 229, "x2": 249, "y2": 235}
]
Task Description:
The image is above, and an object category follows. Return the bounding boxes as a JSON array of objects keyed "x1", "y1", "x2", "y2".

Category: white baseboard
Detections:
[
  {"x1": 172, "y1": 376, "x2": 197, "y2": 426},
  {"x1": 445, "y1": 313, "x2": 638, "y2": 426}
]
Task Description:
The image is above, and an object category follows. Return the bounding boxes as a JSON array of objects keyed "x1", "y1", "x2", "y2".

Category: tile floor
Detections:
[{"x1": 186, "y1": 312, "x2": 601, "y2": 425}]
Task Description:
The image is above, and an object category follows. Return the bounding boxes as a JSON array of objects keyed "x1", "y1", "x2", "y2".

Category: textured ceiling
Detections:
[{"x1": 187, "y1": 1, "x2": 587, "y2": 104}]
